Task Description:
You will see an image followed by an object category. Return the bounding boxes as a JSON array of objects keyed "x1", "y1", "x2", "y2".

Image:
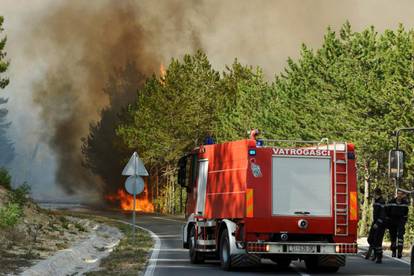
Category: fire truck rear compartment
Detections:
[{"x1": 271, "y1": 155, "x2": 332, "y2": 217}]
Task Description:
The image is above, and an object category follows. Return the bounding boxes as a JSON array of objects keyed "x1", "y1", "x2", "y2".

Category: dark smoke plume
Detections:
[
  {"x1": 29, "y1": 0, "x2": 201, "y2": 197},
  {"x1": 81, "y1": 62, "x2": 145, "y2": 196}
]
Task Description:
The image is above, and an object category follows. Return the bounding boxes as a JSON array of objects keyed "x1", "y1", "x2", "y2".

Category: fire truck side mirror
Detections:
[
  {"x1": 389, "y1": 149, "x2": 404, "y2": 179},
  {"x1": 177, "y1": 156, "x2": 188, "y2": 187}
]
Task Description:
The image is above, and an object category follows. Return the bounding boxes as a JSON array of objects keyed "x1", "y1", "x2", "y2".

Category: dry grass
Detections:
[{"x1": 0, "y1": 209, "x2": 92, "y2": 275}]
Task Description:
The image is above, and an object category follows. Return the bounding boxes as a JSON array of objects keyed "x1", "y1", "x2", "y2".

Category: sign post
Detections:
[{"x1": 122, "y1": 152, "x2": 148, "y2": 240}]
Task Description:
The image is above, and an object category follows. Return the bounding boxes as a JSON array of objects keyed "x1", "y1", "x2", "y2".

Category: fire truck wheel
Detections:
[
  {"x1": 189, "y1": 226, "x2": 205, "y2": 264},
  {"x1": 304, "y1": 256, "x2": 319, "y2": 272},
  {"x1": 220, "y1": 229, "x2": 232, "y2": 271}
]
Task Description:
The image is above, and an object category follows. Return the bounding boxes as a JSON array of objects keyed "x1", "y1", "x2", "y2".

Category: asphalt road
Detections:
[{"x1": 122, "y1": 213, "x2": 412, "y2": 276}]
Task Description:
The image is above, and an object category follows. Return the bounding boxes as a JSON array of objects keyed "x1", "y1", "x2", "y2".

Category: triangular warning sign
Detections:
[{"x1": 122, "y1": 152, "x2": 149, "y2": 176}]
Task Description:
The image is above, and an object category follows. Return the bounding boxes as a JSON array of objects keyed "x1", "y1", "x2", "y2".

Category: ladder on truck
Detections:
[{"x1": 333, "y1": 142, "x2": 349, "y2": 236}]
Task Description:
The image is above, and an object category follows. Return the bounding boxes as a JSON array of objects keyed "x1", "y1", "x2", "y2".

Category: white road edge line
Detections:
[
  {"x1": 151, "y1": 216, "x2": 185, "y2": 223},
  {"x1": 113, "y1": 219, "x2": 161, "y2": 276}
]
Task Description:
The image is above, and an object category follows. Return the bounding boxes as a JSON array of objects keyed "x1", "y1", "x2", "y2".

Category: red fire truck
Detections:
[{"x1": 178, "y1": 134, "x2": 358, "y2": 272}]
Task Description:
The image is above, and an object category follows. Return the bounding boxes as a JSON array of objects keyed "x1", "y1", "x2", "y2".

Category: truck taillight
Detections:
[
  {"x1": 246, "y1": 243, "x2": 270, "y2": 252},
  {"x1": 335, "y1": 243, "x2": 358, "y2": 254}
]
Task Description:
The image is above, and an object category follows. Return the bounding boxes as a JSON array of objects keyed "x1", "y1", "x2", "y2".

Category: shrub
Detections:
[
  {"x1": 0, "y1": 167, "x2": 11, "y2": 190},
  {"x1": 0, "y1": 203, "x2": 22, "y2": 228},
  {"x1": 9, "y1": 182, "x2": 31, "y2": 207}
]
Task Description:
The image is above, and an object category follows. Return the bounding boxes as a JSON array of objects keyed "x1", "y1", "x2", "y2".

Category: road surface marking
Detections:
[
  {"x1": 153, "y1": 265, "x2": 209, "y2": 269},
  {"x1": 151, "y1": 216, "x2": 185, "y2": 223},
  {"x1": 152, "y1": 248, "x2": 187, "y2": 252},
  {"x1": 150, "y1": 259, "x2": 189, "y2": 262},
  {"x1": 136, "y1": 224, "x2": 161, "y2": 276},
  {"x1": 157, "y1": 234, "x2": 182, "y2": 238},
  {"x1": 113, "y1": 219, "x2": 161, "y2": 276}
]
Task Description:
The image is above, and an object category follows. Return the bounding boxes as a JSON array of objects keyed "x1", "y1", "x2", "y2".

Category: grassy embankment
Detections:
[{"x1": 0, "y1": 169, "x2": 92, "y2": 275}]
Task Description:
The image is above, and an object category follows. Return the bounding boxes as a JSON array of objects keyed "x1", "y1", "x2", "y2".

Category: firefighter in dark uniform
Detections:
[
  {"x1": 386, "y1": 190, "x2": 409, "y2": 258},
  {"x1": 365, "y1": 188, "x2": 386, "y2": 263}
]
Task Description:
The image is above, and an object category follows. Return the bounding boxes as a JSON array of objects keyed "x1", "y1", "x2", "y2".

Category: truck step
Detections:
[{"x1": 197, "y1": 240, "x2": 216, "y2": 246}]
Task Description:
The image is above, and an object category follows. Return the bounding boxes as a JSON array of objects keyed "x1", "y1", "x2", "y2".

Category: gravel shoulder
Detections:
[
  {"x1": 59, "y1": 211, "x2": 154, "y2": 276},
  {"x1": 21, "y1": 222, "x2": 122, "y2": 276}
]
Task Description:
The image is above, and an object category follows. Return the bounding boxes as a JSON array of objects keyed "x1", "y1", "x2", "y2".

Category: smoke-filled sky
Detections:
[{"x1": 2, "y1": 0, "x2": 414, "y2": 202}]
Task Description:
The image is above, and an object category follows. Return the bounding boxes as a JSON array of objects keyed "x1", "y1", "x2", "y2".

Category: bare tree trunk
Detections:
[
  {"x1": 172, "y1": 179, "x2": 175, "y2": 214},
  {"x1": 359, "y1": 160, "x2": 370, "y2": 236},
  {"x1": 155, "y1": 167, "x2": 159, "y2": 212},
  {"x1": 180, "y1": 186, "x2": 182, "y2": 214}
]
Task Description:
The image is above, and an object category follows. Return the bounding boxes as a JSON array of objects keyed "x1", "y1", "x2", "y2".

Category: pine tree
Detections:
[{"x1": 0, "y1": 16, "x2": 13, "y2": 167}]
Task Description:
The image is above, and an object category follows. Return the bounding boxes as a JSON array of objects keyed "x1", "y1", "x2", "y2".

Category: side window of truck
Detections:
[{"x1": 189, "y1": 153, "x2": 198, "y2": 188}]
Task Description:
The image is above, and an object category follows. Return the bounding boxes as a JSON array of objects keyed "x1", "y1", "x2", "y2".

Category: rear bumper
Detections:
[{"x1": 245, "y1": 242, "x2": 358, "y2": 255}]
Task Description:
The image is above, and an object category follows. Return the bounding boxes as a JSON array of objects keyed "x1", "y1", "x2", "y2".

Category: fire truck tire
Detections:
[
  {"x1": 304, "y1": 256, "x2": 319, "y2": 272},
  {"x1": 220, "y1": 229, "x2": 232, "y2": 270},
  {"x1": 189, "y1": 226, "x2": 204, "y2": 264}
]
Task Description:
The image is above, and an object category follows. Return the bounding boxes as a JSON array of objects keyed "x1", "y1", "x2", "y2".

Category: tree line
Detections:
[{"x1": 83, "y1": 23, "x2": 414, "y2": 237}]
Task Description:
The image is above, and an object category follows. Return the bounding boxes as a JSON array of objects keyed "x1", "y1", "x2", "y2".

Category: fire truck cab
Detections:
[{"x1": 178, "y1": 137, "x2": 358, "y2": 272}]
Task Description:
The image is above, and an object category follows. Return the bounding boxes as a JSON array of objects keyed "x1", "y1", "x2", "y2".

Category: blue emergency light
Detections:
[
  {"x1": 248, "y1": 149, "x2": 256, "y2": 156},
  {"x1": 256, "y1": 139, "x2": 264, "y2": 147}
]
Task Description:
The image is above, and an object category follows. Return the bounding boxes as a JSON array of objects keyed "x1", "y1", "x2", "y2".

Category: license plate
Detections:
[{"x1": 287, "y1": 245, "x2": 316, "y2": 253}]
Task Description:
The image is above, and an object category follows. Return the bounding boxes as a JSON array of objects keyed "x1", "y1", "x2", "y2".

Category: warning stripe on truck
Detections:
[
  {"x1": 246, "y1": 188, "x2": 254, "y2": 217},
  {"x1": 350, "y1": 191, "x2": 357, "y2": 221}
]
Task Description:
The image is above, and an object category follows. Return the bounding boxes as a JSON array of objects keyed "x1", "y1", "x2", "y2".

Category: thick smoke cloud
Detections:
[
  {"x1": 22, "y1": 0, "x2": 203, "y2": 197},
  {"x1": 3, "y1": 0, "x2": 414, "y2": 201}
]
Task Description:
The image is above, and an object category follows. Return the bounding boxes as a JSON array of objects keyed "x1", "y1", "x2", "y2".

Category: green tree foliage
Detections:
[
  {"x1": 272, "y1": 23, "x2": 414, "y2": 234},
  {"x1": 8, "y1": 183, "x2": 30, "y2": 207},
  {"x1": 0, "y1": 16, "x2": 8, "y2": 89},
  {"x1": 113, "y1": 23, "x2": 414, "y2": 236},
  {"x1": 0, "y1": 16, "x2": 14, "y2": 166},
  {"x1": 117, "y1": 51, "x2": 221, "y2": 165},
  {"x1": 0, "y1": 167, "x2": 11, "y2": 190}
]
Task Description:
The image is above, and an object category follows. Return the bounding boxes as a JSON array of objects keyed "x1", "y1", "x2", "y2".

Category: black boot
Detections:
[
  {"x1": 397, "y1": 246, "x2": 403, "y2": 259},
  {"x1": 375, "y1": 251, "x2": 383, "y2": 264},
  {"x1": 391, "y1": 242, "x2": 397, "y2": 257},
  {"x1": 365, "y1": 247, "x2": 373, "y2": 259}
]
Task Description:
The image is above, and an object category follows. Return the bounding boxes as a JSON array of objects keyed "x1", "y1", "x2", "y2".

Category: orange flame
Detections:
[
  {"x1": 106, "y1": 183, "x2": 154, "y2": 212},
  {"x1": 159, "y1": 63, "x2": 166, "y2": 83}
]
